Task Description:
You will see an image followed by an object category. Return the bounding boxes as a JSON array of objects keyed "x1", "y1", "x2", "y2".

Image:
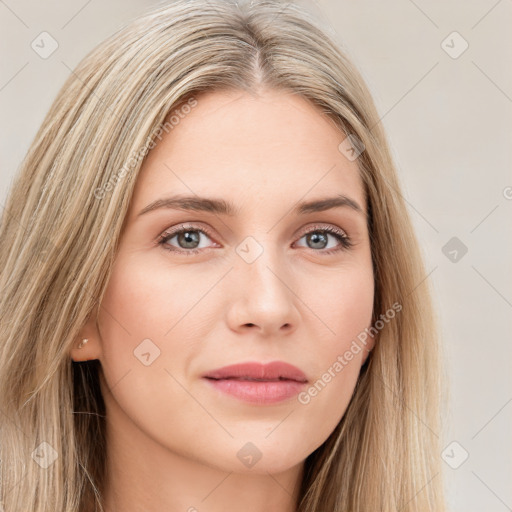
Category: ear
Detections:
[
  {"x1": 360, "y1": 333, "x2": 377, "y2": 366},
  {"x1": 360, "y1": 346, "x2": 373, "y2": 366},
  {"x1": 69, "y1": 305, "x2": 103, "y2": 362}
]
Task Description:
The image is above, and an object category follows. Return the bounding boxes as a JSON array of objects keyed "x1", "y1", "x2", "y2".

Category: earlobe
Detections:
[
  {"x1": 70, "y1": 337, "x2": 88, "y2": 362},
  {"x1": 70, "y1": 337, "x2": 101, "y2": 362},
  {"x1": 78, "y1": 338, "x2": 89, "y2": 349},
  {"x1": 361, "y1": 332, "x2": 376, "y2": 366},
  {"x1": 70, "y1": 306, "x2": 103, "y2": 362},
  {"x1": 361, "y1": 347, "x2": 372, "y2": 366}
]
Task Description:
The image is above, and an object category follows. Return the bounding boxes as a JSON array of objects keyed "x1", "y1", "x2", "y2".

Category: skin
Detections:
[{"x1": 71, "y1": 88, "x2": 375, "y2": 512}]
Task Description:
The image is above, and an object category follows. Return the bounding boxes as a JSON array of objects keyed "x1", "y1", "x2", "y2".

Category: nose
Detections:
[{"x1": 225, "y1": 249, "x2": 300, "y2": 337}]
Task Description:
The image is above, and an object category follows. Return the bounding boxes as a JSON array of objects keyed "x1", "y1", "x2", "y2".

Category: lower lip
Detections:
[{"x1": 203, "y1": 378, "x2": 307, "y2": 404}]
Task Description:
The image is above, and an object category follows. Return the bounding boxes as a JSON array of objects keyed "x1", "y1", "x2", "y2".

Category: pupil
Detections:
[
  {"x1": 179, "y1": 231, "x2": 200, "y2": 248},
  {"x1": 309, "y1": 232, "x2": 327, "y2": 249}
]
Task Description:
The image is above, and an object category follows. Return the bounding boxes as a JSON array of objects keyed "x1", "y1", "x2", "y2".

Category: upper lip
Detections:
[{"x1": 203, "y1": 361, "x2": 308, "y2": 383}]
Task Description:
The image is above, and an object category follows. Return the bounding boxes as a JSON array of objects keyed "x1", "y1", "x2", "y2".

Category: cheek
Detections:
[
  {"x1": 95, "y1": 255, "x2": 186, "y2": 393},
  {"x1": 294, "y1": 263, "x2": 374, "y2": 424},
  {"x1": 303, "y1": 260, "x2": 375, "y2": 349},
  {"x1": 98, "y1": 253, "x2": 207, "y2": 349},
  {"x1": 95, "y1": 257, "x2": 206, "y2": 445}
]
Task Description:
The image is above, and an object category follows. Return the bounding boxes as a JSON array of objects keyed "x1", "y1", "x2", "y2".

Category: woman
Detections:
[{"x1": 0, "y1": 0, "x2": 445, "y2": 510}]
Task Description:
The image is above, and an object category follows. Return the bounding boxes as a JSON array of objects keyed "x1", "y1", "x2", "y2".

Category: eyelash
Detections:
[{"x1": 157, "y1": 223, "x2": 353, "y2": 256}]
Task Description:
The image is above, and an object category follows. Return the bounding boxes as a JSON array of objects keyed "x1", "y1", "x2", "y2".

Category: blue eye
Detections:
[
  {"x1": 158, "y1": 224, "x2": 216, "y2": 256},
  {"x1": 295, "y1": 226, "x2": 352, "y2": 254},
  {"x1": 158, "y1": 223, "x2": 352, "y2": 256}
]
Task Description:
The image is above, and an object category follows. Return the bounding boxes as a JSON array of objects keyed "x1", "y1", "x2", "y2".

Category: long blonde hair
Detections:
[{"x1": 0, "y1": 1, "x2": 445, "y2": 510}]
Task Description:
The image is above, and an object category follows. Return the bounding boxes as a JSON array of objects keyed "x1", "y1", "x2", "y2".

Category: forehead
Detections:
[{"x1": 131, "y1": 89, "x2": 365, "y2": 216}]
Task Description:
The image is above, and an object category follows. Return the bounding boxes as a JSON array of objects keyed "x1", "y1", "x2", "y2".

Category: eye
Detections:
[
  {"x1": 157, "y1": 223, "x2": 353, "y2": 256},
  {"x1": 294, "y1": 224, "x2": 353, "y2": 255},
  {"x1": 158, "y1": 224, "x2": 218, "y2": 256}
]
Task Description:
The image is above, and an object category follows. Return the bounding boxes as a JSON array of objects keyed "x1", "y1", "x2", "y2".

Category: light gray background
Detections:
[{"x1": 1, "y1": 1, "x2": 511, "y2": 511}]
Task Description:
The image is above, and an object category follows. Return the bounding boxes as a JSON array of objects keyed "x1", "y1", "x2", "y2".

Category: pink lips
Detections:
[{"x1": 202, "y1": 361, "x2": 308, "y2": 404}]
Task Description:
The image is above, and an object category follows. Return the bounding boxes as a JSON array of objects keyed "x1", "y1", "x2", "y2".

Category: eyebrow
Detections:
[{"x1": 137, "y1": 194, "x2": 365, "y2": 218}]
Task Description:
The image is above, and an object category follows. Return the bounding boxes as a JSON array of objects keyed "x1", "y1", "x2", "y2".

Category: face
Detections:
[{"x1": 73, "y1": 88, "x2": 375, "y2": 476}]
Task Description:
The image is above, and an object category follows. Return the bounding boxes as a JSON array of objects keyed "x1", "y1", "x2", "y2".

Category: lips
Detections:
[
  {"x1": 202, "y1": 361, "x2": 308, "y2": 404},
  {"x1": 202, "y1": 361, "x2": 308, "y2": 383}
]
